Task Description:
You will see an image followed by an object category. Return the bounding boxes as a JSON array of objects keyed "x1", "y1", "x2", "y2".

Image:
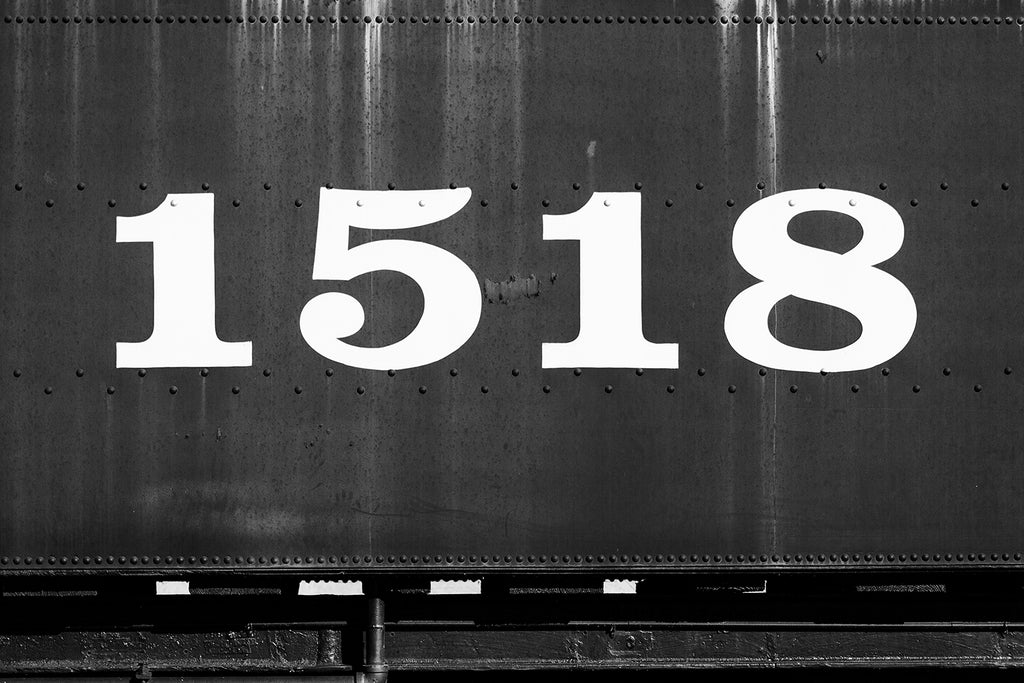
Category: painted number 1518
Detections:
[{"x1": 116, "y1": 187, "x2": 916, "y2": 374}]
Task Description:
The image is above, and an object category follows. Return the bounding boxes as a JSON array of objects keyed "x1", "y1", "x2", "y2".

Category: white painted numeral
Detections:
[
  {"x1": 116, "y1": 194, "x2": 253, "y2": 368},
  {"x1": 299, "y1": 188, "x2": 481, "y2": 370},
  {"x1": 542, "y1": 192, "x2": 678, "y2": 368},
  {"x1": 724, "y1": 189, "x2": 917, "y2": 373}
]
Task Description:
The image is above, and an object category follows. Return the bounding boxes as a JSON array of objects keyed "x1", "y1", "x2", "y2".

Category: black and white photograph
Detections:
[{"x1": 2, "y1": 0, "x2": 1024, "y2": 679}]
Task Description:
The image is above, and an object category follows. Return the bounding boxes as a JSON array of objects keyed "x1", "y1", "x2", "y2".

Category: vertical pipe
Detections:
[{"x1": 364, "y1": 595, "x2": 388, "y2": 682}]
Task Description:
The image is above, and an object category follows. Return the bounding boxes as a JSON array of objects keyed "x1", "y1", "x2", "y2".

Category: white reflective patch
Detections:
[
  {"x1": 602, "y1": 579, "x2": 638, "y2": 594},
  {"x1": 429, "y1": 580, "x2": 482, "y2": 595},
  {"x1": 155, "y1": 581, "x2": 189, "y2": 595},
  {"x1": 298, "y1": 580, "x2": 364, "y2": 596},
  {"x1": 743, "y1": 580, "x2": 768, "y2": 594}
]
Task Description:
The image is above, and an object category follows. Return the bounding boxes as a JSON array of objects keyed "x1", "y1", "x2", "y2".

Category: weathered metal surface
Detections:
[
  {"x1": 5, "y1": 572, "x2": 1024, "y2": 673},
  {"x1": 3, "y1": 0, "x2": 1024, "y2": 573}
]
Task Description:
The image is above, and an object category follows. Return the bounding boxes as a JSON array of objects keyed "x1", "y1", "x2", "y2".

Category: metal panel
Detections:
[{"x1": 2, "y1": 0, "x2": 1024, "y2": 573}]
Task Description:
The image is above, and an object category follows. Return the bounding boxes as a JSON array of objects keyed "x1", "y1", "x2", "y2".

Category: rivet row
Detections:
[
  {"x1": 2, "y1": 551, "x2": 1022, "y2": 567},
  {"x1": 4, "y1": 15, "x2": 1024, "y2": 26},
  {"x1": 9, "y1": 364, "x2": 1016, "y2": 396}
]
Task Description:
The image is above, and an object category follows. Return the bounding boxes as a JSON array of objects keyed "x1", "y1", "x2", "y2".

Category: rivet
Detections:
[
  {"x1": 512, "y1": 368, "x2": 520, "y2": 376},
  {"x1": 695, "y1": 182, "x2": 704, "y2": 190},
  {"x1": 971, "y1": 199, "x2": 979, "y2": 207},
  {"x1": 1005, "y1": 367, "x2": 1013, "y2": 375},
  {"x1": 200, "y1": 368, "x2": 209, "y2": 377},
  {"x1": 417, "y1": 199, "x2": 425, "y2": 207},
  {"x1": 882, "y1": 368, "x2": 890, "y2": 376},
  {"x1": 1002, "y1": 182, "x2": 1010, "y2": 191},
  {"x1": 76, "y1": 368, "x2": 84, "y2": 377},
  {"x1": 295, "y1": 199, "x2": 303, "y2": 207},
  {"x1": 201, "y1": 182, "x2": 210, "y2": 191},
  {"x1": 634, "y1": 182, "x2": 643, "y2": 190},
  {"x1": 851, "y1": 384, "x2": 860, "y2": 393},
  {"x1": 480, "y1": 199, "x2": 488, "y2": 206},
  {"x1": 108, "y1": 199, "x2": 117, "y2": 207},
  {"x1": 169, "y1": 386, "x2": 177, "y2": 394},
  {"x1": 106, "y1": 385, "x2": 115, "y2": 394},
  {"x1": 388, "y1": 369, "x2": 396, "y2": 377},
  {"x1": 604, "y1": 385, "x2": 613, "y2": 393},
  {"x1": 263, "y1": 182, "x2": 271, "y2": 190},
  {"x1": 818, "y1": 182, "x2": 827, "y2": 189},
  {"x1": 697, "y1": 368, "x2": 706, "y2": 376},
  {"x1": 294, "y1": 386, "x2": 303, "y2": 394},
  {"x1": 848, "y1": 199, "x2": 857, "y2": 206},
  {"x1": 449, "y1": 368, "x2": 458, "y2": 377},
  {"x1": 940, "y1": 182, "x2": 949, "y2": 190},
  {"x1": 574, "y1": 368, "x2": 582, "y2": 376},
  {"x1": 232, "y1": 199, "x2": 240, "y2": 207},
  {"x1": 542, "y1": 199, "x2": 550, "y2": 207},
  {"x1": 943, "y1": 367, "x2": 952, "y2": 376},
  {"x1": 665, "y1": 199, "x2": 674, "y2": 207},
  {"x1": 726, "y1": 199, "x2": 735, "y2": 207},
  {"x1": 170, "y1": 199, "x2": 178, "y2": 207},
  {"x1": 511, "y1": 182, "x2": 519, "y2": 190},
  {"x1": 418, "y1": 385, "x2": 427, "y2": 394},
  {"x1": 910, "y1": 198, "x2": 918, "y2": 207},
  {"x1": 728, "y1": 385, "x2": 737, "y2": 393},
  {"x1": 481, "y1": 385, "x2": 489, "y2": 393},
  {"x1": 666, "y1": 385, "x2": 675, "y2": 393},
  {"x1": 231, "y1": 386, "x2": 240, "y2": 394},
  {"x1": 449, "y1": 182, "x2": 457, "y2": 189},
  {"x1": 139, "y1": 182, "x2": 148, "y2": 190},
  {"x1": 912, "y1": 384, "x2": 921, "y2": 393},
  {"x1": 603, "y1": 199, "x2": 611, "y2": 207},
  {"x1": 788, "y1": 199, "x2": 796, "y2": 207},
  {"x1": 45, "y1": 199, "x2": 54, "y2": 207},
  {"x1": 44, "y1": 386, "x2": 53, "y2": 395},
  {"x1": 356, "y1": 386, "x2": 365, "y2": 394},
  {"x1": 757, "y1": 181, "x2": 765, "y2": 190},
  {"x1": 790, "y1": 385, "x2": 798, "y2": 393},
  {"x1": 879, "y1": 182, "x2": 888, "y2": 190},
  {"x1": 13, "y1": 369, "x2": 21, "y2": 378},
  {"x1": 572, "y1": 182, "x2": 581, "y2": 190},
  {"x1": 263, "y1": 368, "x2": 272, "y2": 377},
  {"x1": 542, "y1": 384, "x2": 551, "y2": 393},
  {"x1": 356, "y1": 199, "x2": 365, "y2": 207},
  {"x1": 974, "y1": 384, "x2": 983, "y2": 392}
]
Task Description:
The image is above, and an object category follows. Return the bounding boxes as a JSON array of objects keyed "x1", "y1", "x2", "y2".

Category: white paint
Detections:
[
  {"x1": 429, "y1": 580, "x2": 482, "y2": 595},
  {"x1": 603, "y1": 580, "x2": 638, "y2": 594},
  {"x1": 743, "y1": 580, "x2": 768, "y2": 594},
  {"x1": 156, "y1": 581, "x2": 189, "y2": 595},
  {"x1": 300, "y1": 188, "x2": 481, "y2": 370},
  {"x1": 298, "y1": 580, "x2": 364, "y2": 596},
  {"x1": 116, "y1": 194, "x2": 253, "y2": 368},
  {"x1": 724, "y1": 189, "x2": 917, "y2": 372},
  {"x1": 542, "y1": 193, "x2": 679, "y2": 369}
]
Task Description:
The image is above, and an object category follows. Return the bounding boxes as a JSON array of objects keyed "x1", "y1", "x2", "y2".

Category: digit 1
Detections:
[
  {"x1": 542, "y1": 192, "x2": 678, "y2": 368},
  {"x1": 115, "y1": 194, "x2": 252, "y2": 368}
]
